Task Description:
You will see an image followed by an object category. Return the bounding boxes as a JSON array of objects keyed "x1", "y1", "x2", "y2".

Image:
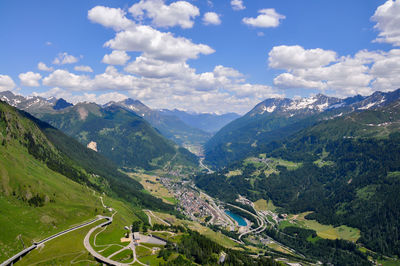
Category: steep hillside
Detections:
[
  {"x1": 109, "y1": 99, "x2": 212, "y2": 147},
  {"x1": 204, "y1": 94, "x2": 340, "y2": 168},
  {"x1": 35, "y1": 103, "x2": 198, "y2": 172},
  {"x1": 205, "y1": 89, "x2": 400, "y2": 168},
  {"x1": 0, "y1": 100, "x2": 173, "y2": 261},
  {"x1": 0, "y1": 91, "x2": 212, "y2": 149},
  {"x1": 196, "y1": 100, "x2": 400, "y2": 257}
]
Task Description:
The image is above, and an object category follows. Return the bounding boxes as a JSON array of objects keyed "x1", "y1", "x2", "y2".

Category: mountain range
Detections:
[
  {"x1": 204, "y1": 89, "x2": 400, "y2": 168},
  {"x1": 0, "y1": 91, "x2": 239, "y2": 153},
  {"x1": 196, "y1": 89, "x2": 400, "y2": 258}
]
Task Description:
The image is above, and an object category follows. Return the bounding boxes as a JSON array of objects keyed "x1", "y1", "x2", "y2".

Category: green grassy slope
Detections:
[
  {"x1": 0, "y1": 132, "x2": 104, "y2": 261},
  {"x1": 0, "y1": 100, "x2": 176, "y2": 261}
]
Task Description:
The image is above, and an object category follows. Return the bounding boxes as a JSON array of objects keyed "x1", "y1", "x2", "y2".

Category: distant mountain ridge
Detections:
[
  {"x1": 205, "y1": 88, "x2": 400, "y2": 168},
  {"x1": 109, "y1": 98, "x2": 212, "y2": 147},
  {"x1": 0, "y1": 91, "x2": 225, "y2": 148},
  {"x1": 35, "y1": 102, "x2": 199, "y2": 172},
  {"x1": 0, "y1": 91, "x2": 54, "y2": 113},
  {"x1": 158, "y1": 109, "x2": 240, "y2": 133}
]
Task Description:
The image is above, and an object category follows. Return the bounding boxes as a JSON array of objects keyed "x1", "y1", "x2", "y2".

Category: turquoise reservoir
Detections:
[{"x1": 225, "y1": 210, "x2": 247, "y2": 226}]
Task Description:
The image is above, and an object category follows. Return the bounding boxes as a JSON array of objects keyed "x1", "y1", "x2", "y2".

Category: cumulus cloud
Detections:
[
  {"x1": 0, "y1": 75, "x2": 15, "y2": 91},
  {"x1": 125, "y1": 56, "x2": 192, "y2": 78},
  {"x1": 104, "y1": 24, "x2": 215, "y2": 62},
  {"x1": 43, "y1": 69, "x2": 91, "y2": 90},
  {"x1": 38, "y1": 62, "x2": 53, "y2": 72},
  {"x1": 38, "y1": 3, "x2": 278, "y2": 113},
  {"x1": 273, "y1": 73, "x2": 325, "y2": 90},
  {"x1": 88, "y1": 6, "x2": 132, "y2": 31},
  {"x1": 203, "y1": 12, "x2": 221, "y2": 25},
  {"x1": 268, "y1": 45, "x2": 400, "y2": 96},
  {"x1": 39, "y1": 63, "x2": 281, "y2": 114},
  {"x1": 268, "y1": 45, "x2": 337, "y2": 69},
  {"x1": 370, "y1": 49, "x2": 400, "y2": 89},
  {"x1": 129, "y1": 0, "x2": 199, "y2": 29},
  {"x1": 33, "y1": 87, "x2": 128, "y2": 105},
  {"x1": 19, "y1": 71, "x2": 42, "y2": 87},
  {"x1": 88, "y1": 4, "x2": 215, "y2": 62},
  {"x1": 231, "y1": 0, "x2": 245, "y2": 11},
  {"x1": 102, "y1": 50, "x2": 131, "y2": 65},
  {"x1": 93, "y1": 66, "x2": 138, "y2": 91},
  {"x1": 243, "y1": 9, "x2": 285, "y2": 28},
  {"x1": 52, "y1": 52, "x2": 79, "y2": 65},
  {"x1": 74, "y1": 65, "x2": 94, "y2": 72},
  {"x1": 371, "y1": 0, "x2": 400, "y2": 46}
]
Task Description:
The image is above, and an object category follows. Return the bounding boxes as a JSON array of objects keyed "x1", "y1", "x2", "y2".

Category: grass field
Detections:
[
  {"x1": 129, "y1": 173, "x2": 176, "y2": 205},
  {"x1": 136, "y1": 245, "x2": 152, "y2": 257},
  {"x1": 138, "y1": 254, "x2": 164, "y2": 265},
  {"x1": 20, "y1": 219, "x2": 105, "y2": 265},
  {"x1": 283, "y1": 212, "x2": 360, "y2": 242},
  {"x1": 254, "y1": 199, "x2": 276, "y2": 211},
  {"x1": 109, "y1": 249, "x2": 133, "y2": 262},
  {"x1": 226, "y1": 170, "x2": 242, "y2": 177}
]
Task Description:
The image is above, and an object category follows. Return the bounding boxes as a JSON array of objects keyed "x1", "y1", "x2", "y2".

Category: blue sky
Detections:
[{"x1": 0, "y1": 0, "x2": 399, "y2": 113}]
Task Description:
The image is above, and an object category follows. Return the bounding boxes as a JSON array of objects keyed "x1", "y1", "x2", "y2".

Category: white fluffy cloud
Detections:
[
  {"x1": 0, "y1": 75, "x2": 15, "y2": 91},
  {"x1": 370, "y1": 49, "x2": 400, "y2": 89},
  {"x1": 38, "y1": 63, "x2": 281, "y2": 114},
  {"x1": 104, "y1": 24, "x2": 215, "y2": 62},
  {"x1": 125, "y1": 56, "x2": 192, "y2": 78},
  {"x1": 268, "y1": 45, "x2": 400, "y2": 96},
  {"x1": 89, "y1": 4, "x2": 214, "y2": 62},
  {"x1": 88, "y1": 6, "x2": 132, "y2": 31},
  {"x1": 268, "y1": 45, "x2": 337, "y2": 69},
  {"x1": 38, "y1": 62, "x2": 54, "y2": 72},
  {"x1": 243, "y1": 9, "x2": 285, "y2": 28},
  {"x1": 43, "y1": 69, "x2": 91, "y2": 90},
  {"x1": 231, "y1": 0, "x2": 245, "y2": 11},
  {"x1": 371, "y1": 0, "x2": 400, "y2": 46},
  {"x1": 19, "y1": 72, "x2": 42, "y2": 87},
  {"x1": 33, "y1": 87, "x2": 128, "y2": 105},
  {"x1": 74, "y1": 65, "x2": 93, "y2": 72},
  {"x1": 52, "y1": 52, "x2": 79, "y2": 65},
  {"x1": 102, "y1": 50, "x2": 131, "y2": 65},
  {"x1": 129, "y1": 0, "x2": 199, "y2": 29},
  {"x1": 203, "y1": 12, "x2": 221, "y2": 25},
  {"x1": 273, "y1": 73, "x2": 325, "y2": 90},
  {"x1": 25, "y1": 3, "x2": 282, "y2": 113}
]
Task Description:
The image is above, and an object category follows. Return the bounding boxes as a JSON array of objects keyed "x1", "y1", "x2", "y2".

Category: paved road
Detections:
[
  {"x1": 145, "y1": 210, "x2": 171, "y2": 226},
  {"x1": 83, "y1": 216, "x2": 130, "y2": 266},
  {"x1": 199, "y1": 157, "x2": 214, "y2": 174}
]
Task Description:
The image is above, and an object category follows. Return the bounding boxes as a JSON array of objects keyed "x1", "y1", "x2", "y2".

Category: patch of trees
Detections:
[
  {"x1": 158, "y1": 230, "x2": 278, "y2": 266},
  {"x1": 196, "y1": 133, "x2": 400, "y2": 256},
  {"x1": 265, "y1": 226, "x2": 370, "y2": 265}
]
